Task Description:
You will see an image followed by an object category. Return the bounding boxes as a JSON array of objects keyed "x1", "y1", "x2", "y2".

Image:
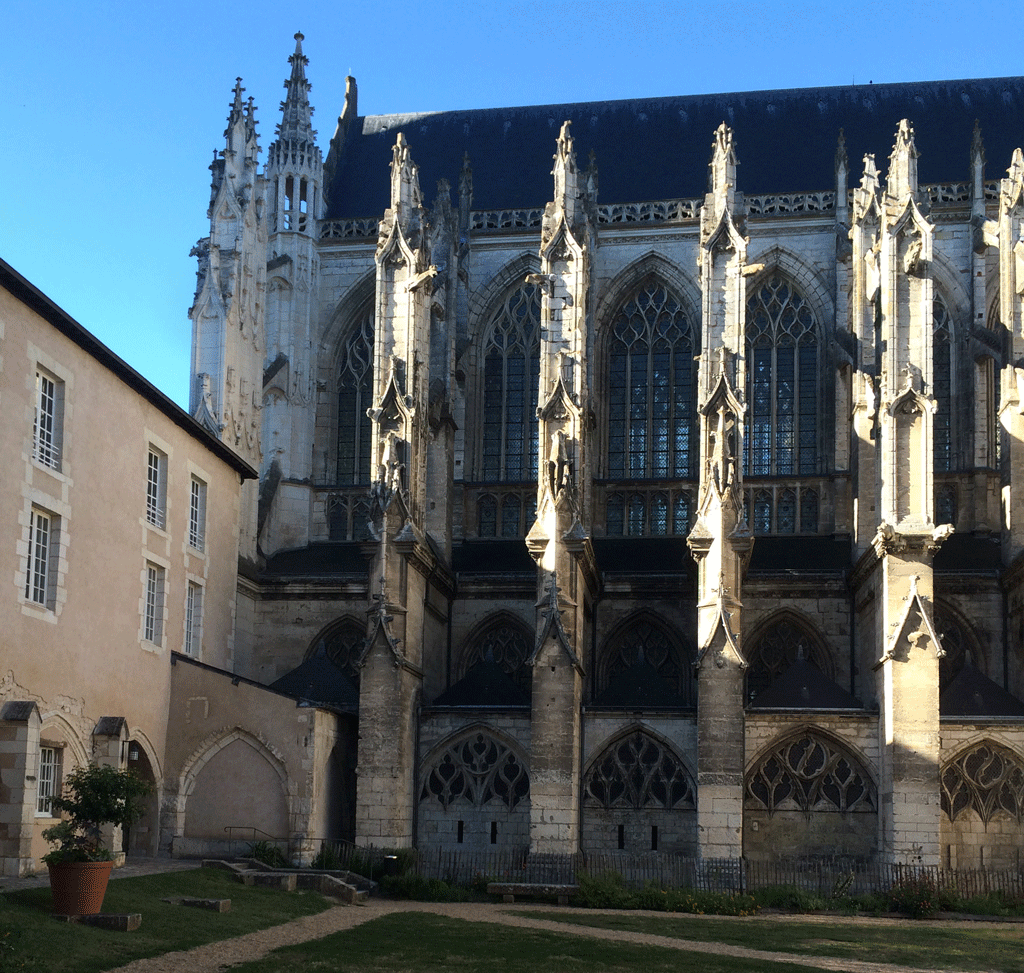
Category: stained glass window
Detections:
[
  {"x1": 482, "y1": 284, "x2": 541, "y2": 482},
  {"x1": 337, "y1": 311, "x2": 374, "y2": 484},
  {"x1": 745, "y1": 275, "x2": 818, "y2": 476}
]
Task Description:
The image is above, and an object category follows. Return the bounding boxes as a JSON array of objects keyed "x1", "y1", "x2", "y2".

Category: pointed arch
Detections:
[
  {"x1": 744, "y1": 725, "x2": 877, "y2": 815},
  {"x1": 583, "y1": 725, "x2": 696, "y2": 810},
  {"x1": 744, "y1": 268, "x2": 823, "y2": 477},
  {"x1": 932, "y1": 600, "x2": 987, "y2": 688},
  {"x1": 313, "y1": 272, "x2": 376, "y2": 486},
  {"x1": 599, "y1": 269, "x2": 700, "y2": 485},
  {"x1": 36, "y1": 712, "x2": 89, "y2": 773},
  {"x1": 307, "y1": 615, "x2": 365, "y2": 685},
  {"x1": 595, "y1": 251, "x2": 701, "y2": 331},
  {"x1": 597, "y1": 610, "x2": 695, "y2": 705},
  {"x1": 419, "y1": 724, "x2": 530, "y2": 810},
  {"x1": 743, "y1": 610, "x2": 834, "y2": 698},
  {"x1": 460, "y1": 611, "x2": 534, "y2": 691},
  {"x1": 469, "y1": 261, "x2": 543, "y2": 482},
  {"x1": 941, "y1": 739, "x2": 1024, "y2": 824}
]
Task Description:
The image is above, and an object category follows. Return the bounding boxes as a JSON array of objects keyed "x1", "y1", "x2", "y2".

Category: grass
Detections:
[
  {"x1": 220, "y1": 912, "x2": 831, "y2": 973},
  {"x1": 522, "y1": 909, "x2": 1024, "y2": 973},
  {"x1": 0, "y1": 867, "x2": 333, "y2": 973}
]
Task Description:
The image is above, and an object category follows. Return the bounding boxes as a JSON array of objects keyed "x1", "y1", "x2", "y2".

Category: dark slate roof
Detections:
[
  {"x1": 432, "y1": 659, "x2": 530, "y2": 708},
  {"x1": 934, "y1": 533, "x2": 1002, "y2": 572},
  {"x1": 749, "y1": 658, "x2": 863, "y2": 710},
  {"x1": 941, "y1": 661, "x2": 1024, "y2": 718},
  {"x1": 453, "y1": 539, "x2": 536, "y2": 574},
  {"x1": 263, "y1": 541, "x2": 369, "y2": 576},
  {"x1": 594, "y1": 537, "x2": 694, "y2": 574},
  {"x1": 269, "y1": 649, "x2": 359, "y2": 714},
  {"x1": 93, "y1": 716, "x2": 128, "y2": 737},
  {"x1": 592, "y1": 659, "x2": 691, "y2": 709},
  {"x1": 748, "y1": 536, "x2": 851, "y2": 572},
  {"x1": 325, "y1": 78, "x2": 1024, "y2": 219}
]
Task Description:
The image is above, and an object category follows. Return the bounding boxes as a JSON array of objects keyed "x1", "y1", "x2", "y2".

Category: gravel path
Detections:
[{"x1": 103, "y1": 899, "x2": 1006, "y2": 973}]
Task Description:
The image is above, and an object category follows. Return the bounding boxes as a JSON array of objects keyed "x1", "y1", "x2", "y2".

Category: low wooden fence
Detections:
[{"x1": 316, "y1": 841, "x2": 1024, "y2": 899}]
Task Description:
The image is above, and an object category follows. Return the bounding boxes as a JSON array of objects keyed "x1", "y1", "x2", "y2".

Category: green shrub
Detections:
[
  {"x1": 380, "y1": 873, "x2": 469, "y2": 902},
  {"x1": 888, "y1": 876, "x2": 938, "y2": 918},
  {"x1": 310, "y1": 843, "x2": 343, "y2": 870},
  {"x1": 752, "y1": 884, "x2": 827, "y2": 911},
  {"x1": 577, "y1": 871, "x2": 633, "y2": 909},
  {"x1": 247, "y1": 840, "x2": 288, "y2": 867}
]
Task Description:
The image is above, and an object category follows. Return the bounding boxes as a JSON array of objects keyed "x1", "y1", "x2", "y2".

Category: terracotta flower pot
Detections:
[{"x1": 47, "y1": 860, "x2": 114, "y2": 915}]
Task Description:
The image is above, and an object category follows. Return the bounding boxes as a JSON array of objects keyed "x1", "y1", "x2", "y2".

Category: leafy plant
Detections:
[
  {"x1": 247, "y1": 840, "x2": 288, "y2": 867},
  {"x1": 888, "y1": 875, "x2": 938, "y2": 918},
  {"x1": 379, "y1": 873, "x2": 469, "y2": 902},
  {"x1": 41, "y1": 763, "x2": 150, "y2": 864},
  {"x1": 310, "y1": 843, "x2": 343, "y2": 870}
]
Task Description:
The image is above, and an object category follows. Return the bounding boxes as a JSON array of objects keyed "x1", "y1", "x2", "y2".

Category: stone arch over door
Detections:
[
  {"x1": 940, "y1": 738, "x2": 1024, "y2": 868},
  {"x1": 418, "y1": 725, "x2": 530, "y2": 851},
  {"x1": 581, "y1": 725, "x2": 697, "y2": 854},
  {"x1": 124, "y1": 731, "x2": 161, "y2": 857},
  {"x1": 177, "y1": 729, "x2": 291, "y2": 854},
  {"x1": 744, "y1": 726, "x2": 877, "y2": 861},
  {"x1": 744, "y1": 610, "x2": 834, "y2": 702}
]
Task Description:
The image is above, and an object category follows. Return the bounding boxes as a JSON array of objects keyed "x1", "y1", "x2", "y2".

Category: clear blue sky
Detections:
[{"x1": 2, "y1": 0, "x2": 1019, "y2": 407}]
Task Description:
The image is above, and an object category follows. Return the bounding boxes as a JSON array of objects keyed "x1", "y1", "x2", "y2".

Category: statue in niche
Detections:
[{"x1": 548, "y1": 430, "x2": 574, "y2": 497}]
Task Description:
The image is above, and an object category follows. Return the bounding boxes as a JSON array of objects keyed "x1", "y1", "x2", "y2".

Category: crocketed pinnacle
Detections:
[{"x1": 276, "y1": 31, "x2": 316, "y2": 146}]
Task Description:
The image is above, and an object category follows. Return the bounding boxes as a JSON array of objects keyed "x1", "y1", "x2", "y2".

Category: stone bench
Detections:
[{"x1": 487, "y1": 882, "x2": 578, "y2": 906}]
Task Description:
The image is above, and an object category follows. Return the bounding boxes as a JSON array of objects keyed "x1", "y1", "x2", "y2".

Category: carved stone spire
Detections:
[
  {"x1": 886, "y1": 119, "x2": 920, "y2": 204},
  {"x1": 276, "y1": 32, "x2": 316, "y2": 146}
]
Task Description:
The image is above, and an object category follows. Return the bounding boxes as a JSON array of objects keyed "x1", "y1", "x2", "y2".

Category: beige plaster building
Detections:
[{"x1": 0, "y1": 259, "x2": 256, "y2": 876}]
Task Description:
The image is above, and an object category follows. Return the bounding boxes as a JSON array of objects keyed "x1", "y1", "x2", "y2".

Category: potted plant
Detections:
[{"x1": 42, "y1": 763, "x2": 151, "y2": 915}]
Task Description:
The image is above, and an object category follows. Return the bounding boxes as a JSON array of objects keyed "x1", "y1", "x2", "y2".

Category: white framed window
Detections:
[
  {"x1": 146, "y1": 448, "x2": 167, "y2": 529},
  {"x1": 189, "y1": 476, "x2": 207, "y2": 551},
  {"x1": 25, "y1": 507, "x2": 58, "y2": 609},
  {"x1": 33, "y1": 369, "x2": 63, "y2": 470},
  {"x1": 144, "y1": 562, "x2": 165, "y2": 644},
  {"x1": 37, "y1": 746, "x2": 61, "y2": 815},
  {"x1": 184, "y1": 582, "x2": 203, "y2": 657}
]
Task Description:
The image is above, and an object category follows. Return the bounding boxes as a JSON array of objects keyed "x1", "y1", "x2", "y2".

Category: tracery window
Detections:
[
  {"x1": 936, "y1": 484, "x2": 957, "y2": 527},
  {"x1": 934, "y1": 609, "x2": 973, "y2": 690},
  {"x1": 933, "y1": 296, "x2": 953, "y2": 473},
  {"x1": 601, "y1": 615, "x2": 694, "y2": 705},
  {"x1": 745, "y1": 617, "x2": 831, "y2": 700},
  {"x1": 462, "y1": 618, "x2": 532, "y2": 692},
  {"x1": 336, "y1": 311, "x2": 374, "y2": 484},
  {"x1": 607, "y1": 279, "x2": 697, "y2": 482},
  {"x1": 584, "y1": 731, "x2": 695, "y2": 810},
  {"x1": 941, "y1": 741, "x2": 1024, "y2": 824},
  {"x1": 482, "y1": 284, "x2": 541, "y2": 482},
  {"x1": 745, "y1": 274, "x2": 819, "y2": 476},
  {"x1": 421, "y1": 732, "x2": 530, "y2": 809},
  {"x1": 746, "y1": 732, "x2": 876, "y2": 815},
  {"x1": 323, "y1": 620, "x2": 365, "y2": 686},
  {"x1": 477, "y1": 492, "x2": 536, "y2": 538},
  {"x1": 605, "y1": 488, "x2": 691, "y2": 536}
]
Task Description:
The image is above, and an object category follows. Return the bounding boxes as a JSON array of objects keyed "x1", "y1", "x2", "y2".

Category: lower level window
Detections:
[
  {"x1": 37, "y1": 746, "x2": 61, "y2": 814},
  {"x1": 25, "y1": 508, "x2": 57, "y2": 607},
  {"x1": 144, "y1": 563, "x2": 165, "y2": 644},
  {"x1": 184, "y1": 582, "x2": 203, "y2": 657}
]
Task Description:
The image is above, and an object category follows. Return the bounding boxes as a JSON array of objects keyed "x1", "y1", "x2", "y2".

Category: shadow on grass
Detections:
[{"x1": 0, "y1": 868, "x2": 333, "y2": 973}]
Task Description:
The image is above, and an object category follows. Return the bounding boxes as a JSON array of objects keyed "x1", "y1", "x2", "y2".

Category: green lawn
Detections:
[
  {"x1": 0, "y1": 868, "x2": 334, "y2": 973},
  {"x1": 522, "y1": 909, "x2": 1024, "y2": 973},
  {"x1": 222, "y1": 912, "x2": 831, "y2": 973}
]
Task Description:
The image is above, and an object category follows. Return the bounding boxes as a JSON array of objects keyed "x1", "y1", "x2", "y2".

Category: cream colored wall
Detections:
[{"x1": 0, "y1": 287, "x2": 244, "y2": 871}]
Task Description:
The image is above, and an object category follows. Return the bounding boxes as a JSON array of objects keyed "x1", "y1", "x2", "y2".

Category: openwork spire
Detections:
[
  {"x1": 886, "y1": 119, "x2": 919, "y2": 202},
  {"x1": 276, "y1": 31, "x2": 316, "y2": 147}
]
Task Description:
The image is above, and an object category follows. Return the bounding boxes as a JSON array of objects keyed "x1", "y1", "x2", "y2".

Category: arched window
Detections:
[
  {"x1": 745, "y1": 616, "x2": 832, "y2": 700},
  {"x1": 607, "y1": 278, "x2": 697, "y2": 480},
  {"x1": 745, "y1": 274, "x2": 819, "y2": 476},
  {"x1": 942, "y1": 741, "x2": 1024, "y2": 824},
  {"x1": 421, "y1": 732, "x2": 530, "y2": 810},
  {"x1": 320, "y1": 619, "x2": 365, "y2": 687},
  {"x1": 933, "y1": 296, "x2": 953, "y2": 473},
  {"x1": 462, "y1": 617, "x2": 532, "y2": 693},
  {"x1": 746, "y1": 731, "x2": 876, "y2": 814},
  {"x1": 584, "y1": 731, "x2": 695, "y2": 811},
  {"x1": 934, "y1": 607, "x2": 979, "y2": 690},
  {"x1": 336, "y1": 310, "x2": 374, "y2": 484},
  {"x1": 482, "y1": 284, "x2": 541, "y2": 482},
  {"x1": 599, "y1": 615, "x2": 695, "y2": 706}
]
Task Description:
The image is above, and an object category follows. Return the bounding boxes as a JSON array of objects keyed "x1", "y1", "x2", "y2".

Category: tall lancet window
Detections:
[
  {"x1": 933, "y1": 296, "x2": 953, "y2": 473},
  {"x1": 482, "y1": 284, "x2": 541, "y2": 482},
  {"x1": 745, "y1": 274, "x2": 819, "y2": 476},
  {"x1": 336, "y1": 311, "x2": 374, "y2": 484},
  {"x1": 607, "y1": 278, "x2": 698, "y2": 481}
]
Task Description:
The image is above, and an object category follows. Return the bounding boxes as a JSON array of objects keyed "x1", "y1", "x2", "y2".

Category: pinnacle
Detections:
[{"x1": 272, "y1": 30, "x2": 317, "y2": 149}]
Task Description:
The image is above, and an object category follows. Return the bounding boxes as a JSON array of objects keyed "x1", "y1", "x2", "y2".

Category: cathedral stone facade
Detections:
[{"x1": 186, "y1": 35, "x2": 1024, "y2": 867}]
